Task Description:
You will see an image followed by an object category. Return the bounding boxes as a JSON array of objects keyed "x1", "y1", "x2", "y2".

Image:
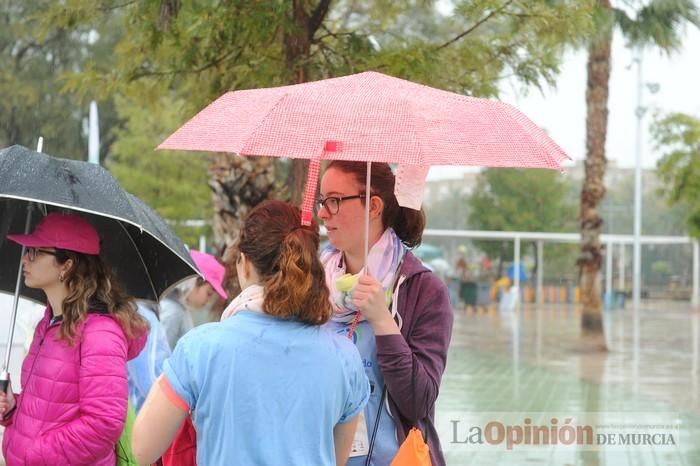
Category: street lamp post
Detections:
[
  {"x1": 88, "y1": 101, "x2": 100, "y2": 165},
  {"x1": 633, "y1": 52, "x2": 644, "y2": 310},
  {"x1": 632, "y1": 49, "x2": 659, "y2": 310}
]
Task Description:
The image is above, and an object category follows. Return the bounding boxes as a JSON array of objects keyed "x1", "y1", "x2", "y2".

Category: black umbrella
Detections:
[{"x1": 0, "y1": 145, "x2": 201, "y2": 388}]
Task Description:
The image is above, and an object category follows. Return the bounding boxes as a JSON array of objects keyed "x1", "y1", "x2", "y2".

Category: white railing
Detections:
[{"x1": 421, "y1": 229, "x2": 699, "y2": 309}]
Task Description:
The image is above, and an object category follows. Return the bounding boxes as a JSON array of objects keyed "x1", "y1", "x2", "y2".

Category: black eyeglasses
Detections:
[
  {"x1": 24, "y1": 247, "x2": 59, "y2": 262},
  {"x1": 316, "y1": 194, "x2": 368, "y2": 215}
]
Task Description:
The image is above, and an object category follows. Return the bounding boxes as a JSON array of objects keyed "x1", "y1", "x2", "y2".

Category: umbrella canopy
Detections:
[
  {"x1": 159, "y1": 71, "x2": 570, "y2": 222},
  {"x1": 0, "y1": 145, "x2": 200, "y2": 303},
  {"x1": 507, "y1": 263, "x2": 528, "y2": 282},
  {"x1": 159, "y1": 71, "x2": 568, "y2": 168}
]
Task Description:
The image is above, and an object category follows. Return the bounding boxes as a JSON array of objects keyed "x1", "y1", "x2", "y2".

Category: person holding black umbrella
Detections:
[{"x1": 0, "y1": 212, "x2": 148, "y2": 466}]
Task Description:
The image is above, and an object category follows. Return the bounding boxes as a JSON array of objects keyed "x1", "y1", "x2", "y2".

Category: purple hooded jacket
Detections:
[{"x1": 377, "y1": 252, "x2": 453, "y2": 466}]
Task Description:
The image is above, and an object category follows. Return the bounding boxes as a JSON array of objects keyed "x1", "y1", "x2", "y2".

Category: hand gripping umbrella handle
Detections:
[
  {"x1": 0, "y1": 370, "x2": 9, "y2": 394},
  {"x1": 2, "y1": 204, "x2": 33, "y2": 387}
]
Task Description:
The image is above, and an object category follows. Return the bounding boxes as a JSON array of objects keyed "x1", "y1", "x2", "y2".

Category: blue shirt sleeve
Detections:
[
  {"x1": 338, "y1": 341, "x2": 370, "y2": 424},
  {"x1": 163, "y1": 329, "x2": 200, "y2": 410}
]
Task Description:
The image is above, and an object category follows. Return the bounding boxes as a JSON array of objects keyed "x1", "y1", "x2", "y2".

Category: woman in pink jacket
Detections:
[{"x1": 0, "y1": 212, "x2": 147, "y2": 465}]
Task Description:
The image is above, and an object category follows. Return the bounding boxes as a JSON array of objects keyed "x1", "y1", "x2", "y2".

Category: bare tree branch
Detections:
[
  {"x1": 128, "y1": 46, "x2": 245, "y2": 81},
  {"x1": 436, "y1": 0, "x2": 515, "y2": 51},
  {"x1": 314, "y1": 23, "x2": 366, "y2": 43},
  {"x1": 100, "y1": 1, "x2": 137, "y2": 11},
  {"x1": 309, "y1": 0, "x2": 333, "y2": 36}
]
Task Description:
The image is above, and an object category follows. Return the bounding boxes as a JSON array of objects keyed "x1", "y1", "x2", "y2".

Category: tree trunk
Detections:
[
  {"x1": 578, "y1": 0, "x2": 612, "y2": 352},
  {"x1": 209, "y1": 152, "x2": 275, "y2": 299},
  {"x1": 207, "y1": 0, "x2": 329, "y2": 303},
  {"x1": 283, "y1": 0, "x2": 330, "y2": 204},
  {"x1": 289, "y1": 158, "x2": 310, "y2": 205}
]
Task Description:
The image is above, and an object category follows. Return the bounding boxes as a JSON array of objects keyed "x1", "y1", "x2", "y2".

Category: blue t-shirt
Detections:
[
  {"x1": 326, "y1": 320, "x2": 400, "y2": 466},
  {"x1": 164, "y1": 310, "x2": 370, "y2": 466}
]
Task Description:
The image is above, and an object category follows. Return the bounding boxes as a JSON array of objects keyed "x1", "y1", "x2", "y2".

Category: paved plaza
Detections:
[
  {"x1": 438, "y1": 301, "x2": 700, "y2": 465},
  {"x1": 2, "y1": 299, "x2": 700, "y2": 465}
]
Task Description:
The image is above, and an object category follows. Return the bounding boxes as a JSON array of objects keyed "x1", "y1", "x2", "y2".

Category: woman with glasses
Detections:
[
  {"x1": 132, "y1": 200, "x2": 369, "y2": 466},
  {"x1": 0, "y1": 212, "x2": 148, "y2": 465},
  {"x1": 318, "y1": 161, "x2": 453, "y2": 466}
]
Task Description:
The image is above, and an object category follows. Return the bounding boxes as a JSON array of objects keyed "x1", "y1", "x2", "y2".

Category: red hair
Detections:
[{"x1": 237, "y1": 200, "x2": 331, "y2": 325}]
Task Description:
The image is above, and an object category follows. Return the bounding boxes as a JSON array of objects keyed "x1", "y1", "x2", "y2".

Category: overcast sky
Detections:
[{"x1": 427, "y1": 21, "x2": 700, "y2": 181}]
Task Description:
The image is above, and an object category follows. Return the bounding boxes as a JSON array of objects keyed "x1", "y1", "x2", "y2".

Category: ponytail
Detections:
[
  {"x1": 238, "y1": 200, "x2": 332, "y2": 325},
  {"x1": 264, "y1": 229, "x2": 332, "y2": 325},
  {"x1": 392, "y1": 206, "x2": 425, "y2": 248}
]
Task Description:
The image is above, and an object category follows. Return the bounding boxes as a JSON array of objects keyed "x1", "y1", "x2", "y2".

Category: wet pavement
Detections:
[
  {"x1": 437, "y1": 302, "x2": 700, "y2": 465},
  {"x1": 2, "y1": 298, "x2": 700, "y2": 465}
]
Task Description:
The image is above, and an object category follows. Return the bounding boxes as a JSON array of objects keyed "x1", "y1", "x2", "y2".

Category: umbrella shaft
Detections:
[
  {"x1": 2, "y1": 205, "x2": 33, "y2": 373},
  {"x1": 2, "y1": 272, "x2": 24, "y2": 372},
  {"x1": 363, "y1": 162, "x2": 371, "y2": 275}
]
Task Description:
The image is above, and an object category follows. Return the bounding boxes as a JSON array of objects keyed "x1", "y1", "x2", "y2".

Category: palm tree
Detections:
[
  {"x1": 208, "y1": 153, "x2": 275, "y2": 300},
  {"x1": 579, "y1": 0, "x2": 699, "y2": 351}
]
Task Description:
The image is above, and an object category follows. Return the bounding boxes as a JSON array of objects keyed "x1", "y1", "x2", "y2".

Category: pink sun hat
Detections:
[
  {"x1": 190, "y1": 250, "x2": 228, "y2": 300},
  {"x1": 7, "y1": 212, "x2": 100, "y2": 255}
]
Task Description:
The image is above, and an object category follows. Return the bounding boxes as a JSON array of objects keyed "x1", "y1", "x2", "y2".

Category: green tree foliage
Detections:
[
  {"x1": 0, "y1": 0, "x2": 211, "y2": 246},
  {"x1": 55, "y1": 1, "x2": 596, "y2": 100},
  {"x1": 468, "y1": 168, "x2": 577, "y2": 233},
  {"x1": 653, "y1": 112, "x2": 700, "y2": 238},
  {"x1": 600, "y1": 171, "x2": 687, "y2": 236},
  {"x1": 467, "y1": 167, "x2": 577, "y2": 274},
  {"x1": 0, "y1": 0, "x2": 121, "y2": 160},
  {"x1": 315, "y1": 0, "x2": 596, "y2": 96},
  {"x1": 47, "y1": 4, "x2": 595, "y2": 163},
  {"x1": 424, "y1": 186, "x2": 471, "y2": 230},
  {"x1": 599, "y1": 169, "x2": 689, "y2": 287},
  {"x1": 614, "y1": 0, "x2": 700, "y2": 50},
  {"x1": 108, "y1": 88, "x2": 212, "y2": 246},
  {"x1": 15, "y1": 1, "x2": 597, "y2": 250}
]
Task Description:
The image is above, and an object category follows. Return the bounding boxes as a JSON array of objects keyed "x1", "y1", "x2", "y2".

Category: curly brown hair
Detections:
[
  {"x1": 55, "y1": 250, "x2": 147, "y2": 345},
  {"x1": 236, "y1": 200, "x2": 332, "y2": 325}
]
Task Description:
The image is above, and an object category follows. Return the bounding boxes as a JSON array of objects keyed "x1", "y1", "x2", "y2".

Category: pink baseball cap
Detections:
[
  {"x1": 7, "y1": 212, "x2": 100, "y2": 255},
  {"x1": 190, "y1": 250, "x2": 228, "y2": 300}
]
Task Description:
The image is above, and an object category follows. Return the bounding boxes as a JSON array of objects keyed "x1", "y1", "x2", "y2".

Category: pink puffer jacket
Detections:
[{"x1": 1, "y1": 307, "x2": 146, "y2": 466}]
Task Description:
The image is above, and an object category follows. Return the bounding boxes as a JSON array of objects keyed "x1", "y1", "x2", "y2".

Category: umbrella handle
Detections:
[{"x1": 0, "y1": 370, "x2": 8, "y2": 394}]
